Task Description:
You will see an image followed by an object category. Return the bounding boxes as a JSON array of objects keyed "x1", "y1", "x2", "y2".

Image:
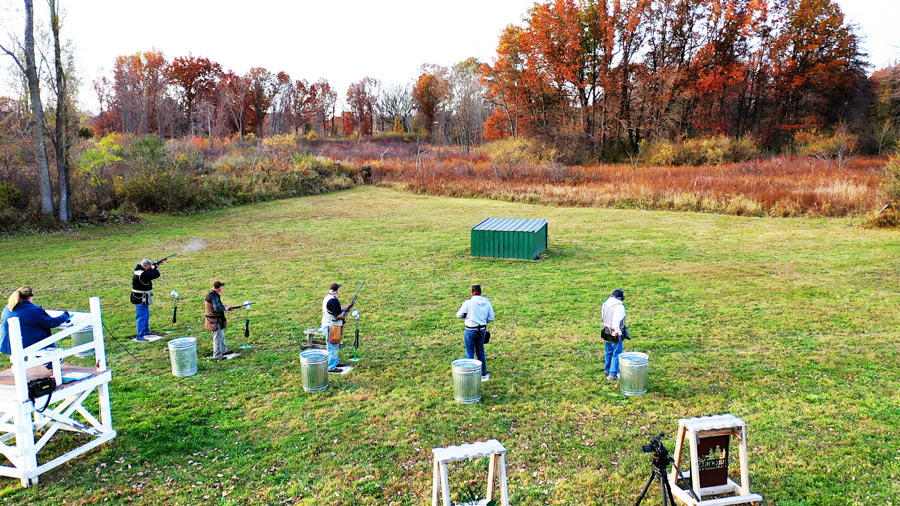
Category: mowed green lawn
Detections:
[{"x1": 0, "y1": 186, "x2": 898, "y2": 505}]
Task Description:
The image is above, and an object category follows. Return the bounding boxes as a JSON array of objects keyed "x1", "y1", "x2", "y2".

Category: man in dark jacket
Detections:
[
  {"x1": 131, "y1": 258, "x2": 165, "y2": 341},
  {"x1": 205, "y1": 281, "x2": 236, "y2": 359},
  {"x1": 321, "y1": 282, "x2": 351, "y2": 372},
  {"x1": 0, "y1": 286, "x2": 71, "y2": 355}
]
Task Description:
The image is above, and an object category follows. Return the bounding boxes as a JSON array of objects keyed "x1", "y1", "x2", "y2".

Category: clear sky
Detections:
[{"x1": 1, "y1": 0, "x2": 898, "y2": 114}]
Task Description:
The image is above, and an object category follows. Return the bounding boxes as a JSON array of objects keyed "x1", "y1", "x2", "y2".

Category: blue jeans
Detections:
[
  {"x1": 324, "y1": 326, "x2": 340, "y2": 370},
  {"x1": 135, "y1": 304, "x2": 150, "y2": 338},
  {"x1": 605, "y1": 339, "x2": 624, "y2": 376},
  {"x1": 464, "y1": 328, "x2": 487, "y2": 376}
]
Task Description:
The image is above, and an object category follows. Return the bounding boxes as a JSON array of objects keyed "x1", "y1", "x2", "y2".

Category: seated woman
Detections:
[{"x1": 0, "y1": 286, "x2": 71, "y2": 356}]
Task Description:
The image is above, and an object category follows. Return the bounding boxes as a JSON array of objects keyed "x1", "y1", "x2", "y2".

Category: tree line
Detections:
[
  {"x1": 2, "y1": 0, "x2": 900, "y2": 226},
  {"x1": 480, "y1": 0, "x2": 877, "y2": 157},
  {"x1": 91, "y1": 53, "x2": 493, "y2": 149}
]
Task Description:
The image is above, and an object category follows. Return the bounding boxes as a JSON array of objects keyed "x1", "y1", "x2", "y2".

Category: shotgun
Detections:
[
  {"x1": 152, "y1": 253, "x2": 177, "y2": 268},
  {"x1": 341, "y1": 280, "x2": 365, "y2": 319}
]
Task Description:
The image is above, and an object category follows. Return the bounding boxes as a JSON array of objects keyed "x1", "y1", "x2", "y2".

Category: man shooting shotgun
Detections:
[
  {"x1": 321, "y1": 281, "x2": 364, "y2": 373},
  {"x1": 130, "y1": 256, "x2": 171, "y2": 341}
]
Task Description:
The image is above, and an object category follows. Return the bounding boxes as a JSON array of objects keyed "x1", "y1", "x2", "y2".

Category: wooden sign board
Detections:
[{"x1": 696, "y1": 434, "x2": 730, "y2": 488}]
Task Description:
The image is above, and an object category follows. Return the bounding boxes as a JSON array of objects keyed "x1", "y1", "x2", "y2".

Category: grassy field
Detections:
[{"x1": 0, "y1": 185, "x2": 898, "y2": 505}]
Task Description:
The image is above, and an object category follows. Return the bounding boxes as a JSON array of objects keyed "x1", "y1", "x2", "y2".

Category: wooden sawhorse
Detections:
[
  {"x1": 432, "y1": 439, "x2": 510, "y2": 506},
  {"x1": 669, "y1": 414, "x2": 762, "y2": 506}
]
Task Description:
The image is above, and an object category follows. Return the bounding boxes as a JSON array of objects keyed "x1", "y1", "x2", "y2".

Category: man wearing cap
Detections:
[
  {"x1": 322, "y1": 282, "x2": 351, "y2": 372},
  {"x1": 205, "y1": 281, "x2": 237, "y2": 359},
  {"x1": 131, "y1": 257, "x2": 166, "y2": 341},
  {"x1": 601, "y1": 288, "x2": 629, "y2": 381},
  {"x1": 456, "y1": 284, "x2": 495, "y2": 381}
]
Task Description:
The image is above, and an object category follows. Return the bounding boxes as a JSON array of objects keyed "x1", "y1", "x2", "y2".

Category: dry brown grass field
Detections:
[{"x1": 358, "y1": 149, "x2": 886, "y2": 218}]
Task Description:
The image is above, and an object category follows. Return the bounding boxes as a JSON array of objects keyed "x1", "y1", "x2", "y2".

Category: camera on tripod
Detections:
[
  {"x1": 634, "y1": 433, "x2": 697, "y2": 506},
  {"x1": 642, "y1": 433, "x2": 669, "y2": 459}
]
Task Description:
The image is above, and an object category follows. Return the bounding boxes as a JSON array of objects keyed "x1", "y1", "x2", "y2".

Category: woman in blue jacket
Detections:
[{"x1": 0, "y1": 286, "x2": 70, "y2": 355}]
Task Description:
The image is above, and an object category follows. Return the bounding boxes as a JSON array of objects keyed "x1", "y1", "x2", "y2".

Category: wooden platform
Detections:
[{"x1": 0, "y1": 297, "x2": 115, "y2": 487}]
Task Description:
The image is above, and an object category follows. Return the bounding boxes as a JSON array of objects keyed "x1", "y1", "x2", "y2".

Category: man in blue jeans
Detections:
[
  {"x1": 131, "y1": 258, "x2": 165, "y2": 341},
  {"x1": 322, "y1": 282, "x2": 351, "y2": 373},
  {"x1": 601, "y1": 288, "x2": 628, "y2": 381},
  {"x1": 456, "y1": 284, "x2": 495, "y2": 382}
]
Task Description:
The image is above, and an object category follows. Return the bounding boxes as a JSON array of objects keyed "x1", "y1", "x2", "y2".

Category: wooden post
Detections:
[
  {"x1": 688, "y1": 428, "x2": 701, "y2": 500},
  {"x1": 738, "y1": 426, "x2": 750, "y2": 495},
  {"x1": 90, "y1": 298, "x2": 113, "y2": 431},
  {"x1": 7, "y1": 318, "x2": 29, "y2": 404},
  {"x1": 487, "y1": 452, "x2": 497, "y2": 500},
  {"x1": 90, "y1": 297, "x2": 107, "y2": 370},
  {"x1": 439, "y1": 462, "x2": 451, "y2": 506},
  {"x1": 498, "y1": 453, "x2": 510, "y2": 506},
  {"x1": 671, "y1": 424, "x2": 686, "y2": 483},
  {"x1": 432, "y1": 458, "x2": 439, "y2": 506}
]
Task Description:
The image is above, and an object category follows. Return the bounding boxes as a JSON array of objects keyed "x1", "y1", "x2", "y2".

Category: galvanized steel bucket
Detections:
[
  {"x1": 451, "y1": 359, "x2": 482, "y2": 404},
  {"x1": 300, "y1": 349, "x2": 329, "y2": 392},
  {"x1": 619, "y1": 352, "x2": 649, "y2": 396},
  {"x1": 71, "y1": 326, "x2": 94, "y2": 357},
  {"x1": 167, "y1": 337, "x2": 198, "y2": 377}
]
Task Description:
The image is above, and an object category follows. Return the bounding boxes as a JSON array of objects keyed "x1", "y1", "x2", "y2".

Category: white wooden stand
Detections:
[
  {"x1": 669, "y1": 414, "x2": 762, "y2": 506},
  {"x1": 1, "y1": 297, "x2": 116, "y2": 487},
  {"x1": 302, "y1": 328, "x2": 327, "y2": 349},
  {"x1": 432, "y1": 439, "x2": 510, "y2": 506}
]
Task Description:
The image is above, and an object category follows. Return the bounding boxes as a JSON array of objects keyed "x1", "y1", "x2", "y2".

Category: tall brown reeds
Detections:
[{"x1": 364, "y1": 153, "x2": 886, "y2": 218}]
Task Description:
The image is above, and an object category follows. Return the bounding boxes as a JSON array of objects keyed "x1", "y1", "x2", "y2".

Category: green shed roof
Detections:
[{"x1": 472, "y1": 218, "x2": 547, "y2": 233}]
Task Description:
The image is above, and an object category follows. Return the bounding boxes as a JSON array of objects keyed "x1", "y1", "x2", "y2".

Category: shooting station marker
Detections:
[
  {"x1": 330, "y1": 365, "x2": 354, "y2": 375},
  {"x1": 133, "y1": 334, "x2": 164, "y2": 343}
]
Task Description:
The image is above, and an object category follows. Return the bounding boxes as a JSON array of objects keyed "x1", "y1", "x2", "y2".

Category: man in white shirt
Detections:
[
  {"x1": 322, "y1": 282, "x2": 351, "y2": 373},
  {"x1": 456, "y1": 284, "x2": 495, "y2": 381},
  {"x1": 601, "y1": 288, "x2": 627, "y2": 381}
]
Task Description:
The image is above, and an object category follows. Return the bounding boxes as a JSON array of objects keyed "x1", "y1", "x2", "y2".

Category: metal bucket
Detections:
[
  {"x1": 619, "y1": 351, "x2": 649, "y2": 396},
  {"x1": 167, "y1": 337, "x2": 198, "y2": 377},
  {"x1": 452, "y1": 359, "x2": 482, "y2": 404},
  {"x1": 300, "y1": 349, "x2": 329, "y2": 392},
  {"x1": 71, "y1": 326, "x2": 94, "y2": 357}
]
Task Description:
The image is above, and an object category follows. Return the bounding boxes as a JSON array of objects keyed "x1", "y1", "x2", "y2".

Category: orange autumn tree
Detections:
[
  {"x1": 766, "y1": 0, "x2": 865, "y2": 137},
  {"x1": 412, "y1": 65, "x2": 450, "y2": 137},
  {"x1": 480, "y1": 25, "x2": 530, "y2": 140}
]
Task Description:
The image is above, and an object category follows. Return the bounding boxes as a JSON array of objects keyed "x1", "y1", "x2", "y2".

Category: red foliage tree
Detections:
[
  {"x1": 346, "y1": 77, "x2": 379, "y2": 137},
  {"x1": 166, "y1": 55, "x2": 222, "y2": 135},
  {"x1": 245, "y1": 67, "x2": 280, "y2": 137},
  {"x1": 309, "y1": 79, "x2": 337, "y2": 137}
]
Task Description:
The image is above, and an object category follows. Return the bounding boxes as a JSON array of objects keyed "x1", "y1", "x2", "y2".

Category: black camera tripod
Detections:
[{"x1": 634, "y1": 435, "x2": 697, "y2": 506}]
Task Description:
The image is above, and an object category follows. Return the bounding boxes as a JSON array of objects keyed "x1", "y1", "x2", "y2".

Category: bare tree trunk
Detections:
[
  {"x1": 2, "y1": 0, "x2": 54, "y2": 215},
  {"x1": 49, "y1": 0, "x2": 70, "y2": 222}
]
